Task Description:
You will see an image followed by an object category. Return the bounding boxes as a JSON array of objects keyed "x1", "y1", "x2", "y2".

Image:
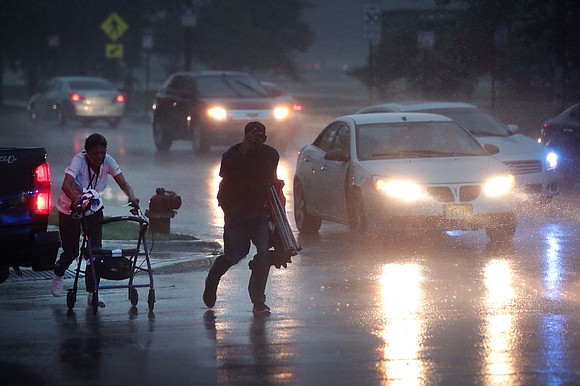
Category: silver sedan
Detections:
[{"x1": 293, "y1": 112, "x2": 518, "y2": 242}]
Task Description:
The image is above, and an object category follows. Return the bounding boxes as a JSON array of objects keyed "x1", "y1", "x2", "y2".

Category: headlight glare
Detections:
[
  {"x1": 207, "y1": 106, "x2": 227, "y2": 121},
  {"x1": 546, "y1": 151, "x2": 558, "y2": 170},
  {"x1": 273, "y1": 106, "x2": 290, "y2": 120},
  {"x1": 374, "y1": 177, "x2": 426, "y2": 201},
  {"x1": 483, "y1": 174, "x2": 514, "y2": 197}
]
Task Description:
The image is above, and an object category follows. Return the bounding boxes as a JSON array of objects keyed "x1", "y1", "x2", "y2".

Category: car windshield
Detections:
[
  {"x1": 356, "y1": 121, "x2": 488, "y2": 161},
  {"x1": 197, "y1": 75, "x2": 268, "y2": 98},
  {"x1": 68, "y1": 80, "x2": 115, "y2": 90},
  {"x1": 420, "y1": 108, "x2": 510, "y2": 136}
]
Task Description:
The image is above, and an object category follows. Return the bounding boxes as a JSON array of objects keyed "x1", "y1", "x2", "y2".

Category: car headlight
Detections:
[
  {"x1": 273, "y1": 106, "x2": 290, "y2": 121},
  {"x1": 374, "y1": 177, "x2": 427, "y2": 201},
  {"x1": 483, "y1": 174, "x2": 514, "y2": 197},
  {"x1": 207, "y1": 106, "x2": 227, "y2": 121},
  {"x1": 546, "y1": 151, "x2": 558, "y2": 170}
]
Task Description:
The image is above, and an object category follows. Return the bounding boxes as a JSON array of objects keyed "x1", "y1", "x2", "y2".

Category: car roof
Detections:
[
  {"x1": 168, "y1": 70, "x2": 253, "y2": 78},
  {"x1": 340, "y1": 112, "x2": 455, "y2": 125},
  {"x1": 357, "y1": 101, "x2": 478, "y2": 113},
  {"x1": 52, "y1": 76, "x2": 111, "y2": 82}
]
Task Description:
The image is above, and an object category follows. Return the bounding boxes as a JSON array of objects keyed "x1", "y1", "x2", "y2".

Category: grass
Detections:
[{"x1": 48, "y1": 213, "x2": 197, "y2": 240}]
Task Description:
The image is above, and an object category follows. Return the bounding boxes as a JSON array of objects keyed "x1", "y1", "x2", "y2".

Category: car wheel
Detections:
[
  {"x1": 485, "y1": 221, "x2": 516, "y2": 243},
  {"x1": 293, "y1": 180, "x2": 321, "y2": 233},
  {"x1": 0, "y1": 266, "x2": 8, "y2": 284},
  {"x1": 347, "y1": 189, "x2": 368, "y2": 234},
  {"x1": 191, "y1": 125, "x2": 210, "y2": 153},
  {"x1": 153, "y1": 120, "x2": 172, "y2": 151},
  {"x1": 56, "y1": 107, "x2": 66, "y2": 127}
]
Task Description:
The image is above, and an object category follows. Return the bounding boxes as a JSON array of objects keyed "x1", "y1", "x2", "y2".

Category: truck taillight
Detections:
[{"x1": 34, "y1": 163, "x2": 52, "y2": 215}]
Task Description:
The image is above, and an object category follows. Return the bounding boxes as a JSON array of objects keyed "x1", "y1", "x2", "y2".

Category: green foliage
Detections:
[
  {"x1": 0, "y1": 0, "x2": 314, "y2": 92},
  {"x1": 193, "y1": 0, "x2": 314, "y2": 78}
]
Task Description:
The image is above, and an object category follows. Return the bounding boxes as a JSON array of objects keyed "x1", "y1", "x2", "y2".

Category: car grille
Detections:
[
  {"x1": 503, "y1": 160, "x2": 542, "y2": 175},
  {"x1": 427, "y1": 187, "x2": 454, "y2": 202},
  {"x1": 459, "y1": 185, "x2": 481, "y2": 201},
  {"x1": 427, "y1": 185, "x2": 481, "y2": 202}
]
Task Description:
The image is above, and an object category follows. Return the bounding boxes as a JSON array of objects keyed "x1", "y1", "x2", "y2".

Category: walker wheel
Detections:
[
  {"x1": 129, "y1": 287, "x2": 139, "y2": 306},
  {"x1": 91, "y1": 292, "x2": 99, "y2": 314},
  {"x1": 147, "y1": 289, "x2": 155, "y2": 311},
  {"x1": 66, "y1": 290, "x2": 76, "y2": 310}
]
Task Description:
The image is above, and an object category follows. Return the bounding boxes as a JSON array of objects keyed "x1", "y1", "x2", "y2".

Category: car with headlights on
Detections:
[
  {"x1": 539, "y1": 102, "x2": 580, "y2": 187},
  {"x1": 27, "y1": 76, "x2": 126, "y2": 128},
  {"x1": 260, "y1": 80, "x2": 303, "y2": 127},
  {"x1": 293, "y1": 113, "x2": 518, "y2": 242},
  {"x1": 151, "y1": 71, "x2": 296, "y2": 152},
  {"x1": 356, "y1": 102, "x2": 559, "y2": 202}
]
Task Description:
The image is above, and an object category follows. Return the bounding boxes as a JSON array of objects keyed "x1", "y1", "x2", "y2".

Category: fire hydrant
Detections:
[{"x1": 145, "y1": 188, "x2": 182, "y2": 234}]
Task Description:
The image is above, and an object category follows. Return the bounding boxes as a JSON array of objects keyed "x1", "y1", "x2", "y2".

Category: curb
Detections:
[{"x1": 7, "y1": 239, "x2": 222, "y2": 282}]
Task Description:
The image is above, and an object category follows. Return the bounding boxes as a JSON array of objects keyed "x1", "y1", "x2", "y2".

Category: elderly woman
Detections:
[{"x1": 51, "y1": 133, "x2": 139, "y2": 307}]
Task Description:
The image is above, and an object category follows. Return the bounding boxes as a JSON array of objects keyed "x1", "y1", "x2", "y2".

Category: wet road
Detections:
[{"x1": 2, "y1": 108, "x2": 580, "y2": 385}]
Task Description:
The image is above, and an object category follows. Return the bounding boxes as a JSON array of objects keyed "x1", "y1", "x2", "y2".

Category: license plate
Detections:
[{"x1": 444, "y1": 204, "x2": 472, "y2": 219}]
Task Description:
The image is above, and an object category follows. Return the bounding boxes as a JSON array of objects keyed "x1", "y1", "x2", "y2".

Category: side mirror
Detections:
[
  {"x1": 506, "y1": 124, "x2": 519, "y2": 134},
  {"x1": 484, "y1": 143, "x2": 500, "y2": 155},
  {"x1": 324, "y1": 149, "x2": 349, "y2": 162}
]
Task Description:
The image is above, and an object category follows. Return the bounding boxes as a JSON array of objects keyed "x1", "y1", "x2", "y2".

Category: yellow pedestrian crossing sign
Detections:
[
  {"x1": 105, "y1": 43, "x2": 124, "y2": 58},
  {"x1": 100, "y1": 12, "x2": 128, "y2": 41}
]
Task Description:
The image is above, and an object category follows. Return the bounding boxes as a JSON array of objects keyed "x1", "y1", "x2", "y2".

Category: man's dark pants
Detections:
[{"x1": 206, "y1": 211, "x2": 271, "y2": 305}]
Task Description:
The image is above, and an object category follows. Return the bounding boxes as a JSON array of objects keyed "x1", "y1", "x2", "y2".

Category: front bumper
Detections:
[
  {"x1": 366, "y1": 190, "x2": 517, "y2": 232},
  {"x1": 73, "y1": 103, "x2": 124, "y2": 118},
  {"x1": 512, "y1": 168, "x2": 560, "y2": 198}
]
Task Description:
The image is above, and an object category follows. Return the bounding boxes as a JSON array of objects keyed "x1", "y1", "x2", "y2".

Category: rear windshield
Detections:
[{"x1": 68, "y1": 80, "x2": 115, "y2": 90}]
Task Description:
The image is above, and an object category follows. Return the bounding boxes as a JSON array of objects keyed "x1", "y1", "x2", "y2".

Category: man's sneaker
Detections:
[
  {"x1": 203, "y1": 276, "x2": 219, "y2": 308},
  {"x1": 252, "y1": 302, "x2": 271, "y2": 315},
  {"x1": 51, "y1": 274, "x2": 63, "y2": 297},
  {"x1": 87, "y1": 293, "x2": 106, "y2": 308}
]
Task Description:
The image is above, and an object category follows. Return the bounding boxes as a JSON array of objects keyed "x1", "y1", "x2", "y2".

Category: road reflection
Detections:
[
  {"x1": 483, "y1": 259, "x2": 515, "y2": 384},
  {"x1": 377, "y1": 263, "x2": 425, "y2": 385},
  {"x1": 203, "y1": 309, "x2": 297, "y2": 385},
  {"x1": 544, "y1": 224, "x2": 564, "y2": 301}
]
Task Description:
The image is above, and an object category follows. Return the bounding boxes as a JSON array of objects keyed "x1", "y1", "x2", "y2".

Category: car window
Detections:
[
  {"x1": 570, "y1": 105, "x2": 580, "y2": 120},
  {"x1": 68, "y1": 80, "x2": 114, "y2": 90},
  {"x1": 356, "y1": 121, "x2": 486, "y2": 160},
  {"x1": 197, "y1": 75, "x2": 268, "y2": 98},
  {"x1": 333, "y1": 125, "x2": 350, "y2": 155},
  {"x1": 47, "y1": 79, "x2": 59, "y2": 92},
  {"x1": 167, "y1": 75, "x2": 195, "y2": 95},
  {"x1": 313, "y1": 122, "x2": 342, "y2": 152},
  {"x1": 421, "y1": 108, "x2": 510, "y2": 136}
]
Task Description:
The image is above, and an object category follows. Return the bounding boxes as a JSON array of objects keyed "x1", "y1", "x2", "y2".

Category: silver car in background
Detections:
[
  {"x1": 28, "y1": 76, "x2": 126, "y2": 128},
  {"x1": 356, "y1": 102, "x2": 559, "y2": 202}
]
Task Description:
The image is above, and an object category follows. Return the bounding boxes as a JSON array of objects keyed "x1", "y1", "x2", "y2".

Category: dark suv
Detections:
[
  {"x1": 152, "y1": 71, "x2": 297, "y2": 152},
  {"x1": 540, "y1": 102, "x2": 580, "y2": 185}
]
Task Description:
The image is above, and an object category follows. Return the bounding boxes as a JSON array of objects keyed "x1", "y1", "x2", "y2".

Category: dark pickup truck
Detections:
[{"x1": 0, "y1": 147, "x2": 60, "y2": 283}]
